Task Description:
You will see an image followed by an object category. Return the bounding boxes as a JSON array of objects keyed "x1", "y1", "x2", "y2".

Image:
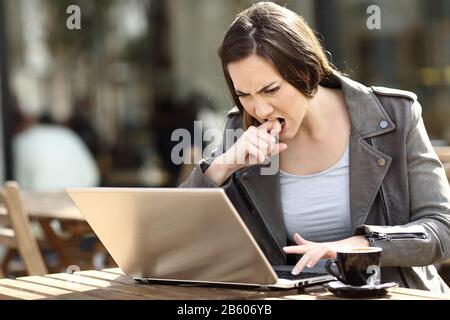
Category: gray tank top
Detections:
[{"x1": 280, "y1": 144, "x2": 352, "y2": 242}]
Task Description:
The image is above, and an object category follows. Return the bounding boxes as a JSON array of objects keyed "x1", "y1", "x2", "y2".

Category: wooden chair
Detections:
[
  {"x1": 435, "y1": 146, "x2": 450, "y2": 163},
  {"x1": 435, "y1": 146, "x2": 450, "y2": 181},
  {"x1": 0, "y1": 181, "x2": 48, "y2": 277}
]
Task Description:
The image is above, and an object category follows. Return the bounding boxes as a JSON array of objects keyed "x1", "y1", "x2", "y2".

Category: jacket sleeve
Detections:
[
  {"x1": 179, "y1": 112, "x2": 242, "y2": 189},
  {"x1": 356, "y1": 101, "x2": 450, "y2": 267}
]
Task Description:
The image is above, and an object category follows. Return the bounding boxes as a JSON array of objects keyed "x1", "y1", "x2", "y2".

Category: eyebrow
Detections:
[{"x1": 235, "y1": 81, "x2": 278, "y2": 96}]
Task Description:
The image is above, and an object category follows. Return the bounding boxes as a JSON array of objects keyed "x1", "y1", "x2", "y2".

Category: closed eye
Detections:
[
  {"x1": 235, "y1": 86, "x2": 280, "y2": 97},
  {"x1": 265, "y1": 87, "x2": 280, "y2": 94}
]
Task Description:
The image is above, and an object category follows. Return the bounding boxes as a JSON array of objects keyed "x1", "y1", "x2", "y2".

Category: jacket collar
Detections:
[{"x1": 338, "y1": 75, "x2": 395, "y2": 138}]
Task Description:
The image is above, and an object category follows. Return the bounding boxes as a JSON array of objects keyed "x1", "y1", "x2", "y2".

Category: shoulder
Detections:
[
  {"x1": 371, "y1": 86, "x2": 420, "y2": 115},
  {"x1": 227, "y1": 106, "x2": 240, "y2": 117},
  {"x1": 225, "y1": 106, "x2": 243, "y2": 130},
  {"x1": 371, "y1": 86, "x2": 418, "y2": 102},
  {"x1": 371, "y1": 86, "x2": 422, "y2": 135}
]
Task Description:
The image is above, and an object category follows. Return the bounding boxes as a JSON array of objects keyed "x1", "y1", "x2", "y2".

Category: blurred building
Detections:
[{"x1": 0, "y1": 0, "x2": 449, "y2": 186}]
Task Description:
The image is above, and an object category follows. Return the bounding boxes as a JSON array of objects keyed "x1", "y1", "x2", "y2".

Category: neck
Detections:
[{"x1": 292, "y1": 86, "x2": 338, "y2": 144}]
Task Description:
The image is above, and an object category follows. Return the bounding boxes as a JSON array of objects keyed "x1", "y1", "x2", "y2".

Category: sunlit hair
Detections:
[{"x1": 218, "y1": 1, "x2": 340, "y2": 129}]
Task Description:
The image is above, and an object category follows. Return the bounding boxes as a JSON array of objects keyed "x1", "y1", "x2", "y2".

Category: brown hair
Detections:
[{"x1": 218, "y1": 1, "x2": 340, "y2": 129}]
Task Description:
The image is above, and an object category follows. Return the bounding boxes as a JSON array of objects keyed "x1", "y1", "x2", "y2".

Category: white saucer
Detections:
[{"x1": 323, "y1": 280, "x2": 399, "y2": 298}]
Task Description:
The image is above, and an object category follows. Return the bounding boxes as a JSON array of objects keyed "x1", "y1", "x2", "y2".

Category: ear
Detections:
[{"x1": 300, "y1": 71, "x2": 310, "y2": 84}]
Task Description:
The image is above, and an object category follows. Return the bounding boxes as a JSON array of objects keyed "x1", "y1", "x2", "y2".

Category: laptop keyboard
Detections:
[{"x1": 275, "y1": 270, "x2": 327, "y2": 280}]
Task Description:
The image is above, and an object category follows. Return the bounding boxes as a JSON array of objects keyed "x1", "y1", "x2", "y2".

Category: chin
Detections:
[
  {"x1": 280, "y1": 131, "x2": 294, "y2": 141},
  {"x1": 280, "y1": 125, "x2": 299, "y2": 141}
]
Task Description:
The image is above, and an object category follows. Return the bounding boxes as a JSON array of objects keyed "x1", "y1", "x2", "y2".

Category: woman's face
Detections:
[{"x1": 228, "y1": 54, "x2": 310, "y2": 141}]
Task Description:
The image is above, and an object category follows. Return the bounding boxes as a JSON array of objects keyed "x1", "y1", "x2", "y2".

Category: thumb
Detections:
[
  {"x1": 271, "y1": 143, "x2": 288, "y2": 156},
  {"x1": 294, "y1": 233, "x2": 311, "y2": 245}
]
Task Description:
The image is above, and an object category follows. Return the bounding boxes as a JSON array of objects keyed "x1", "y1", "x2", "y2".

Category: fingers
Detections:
[
  {"x1": 258, "y1": 121, "x2": 285, "y2": 157},
  {"x1": 291, "y1": 247, "x2": 328, "y2": 275},
  {"x1": 283, "y1": 233, "x2": 340, "y2": 275},
  {"x1": 247, "y1": 143, "x2": 266, "y2": 164},
  {"x1": 270, "y1": 128, "x2": 281, "y2": 136},
  {"x1": 291, "y1": 255, "x2": 310, "y2": 275},
  {"x1": 305, "y1": 247, "x2": 330, "y2": 269},
  {"x1": 259, "y1": 118, "x2": 282, "y2": 134},
  {"x1": 245, "y1": 127, "x2": 278, "y2": 163},
  {"x1": 294, "y1": 233, "x2": 313, "y2": 245},
  {"x1": 271, "y1": 143, "x2": 288, "y2": 157},
  {"x1": 250, "y1": 126, "x2": 287, "y2": 158},
  {"x1": 283, "y1": 234, "x2": 314, "y2": 255},
  {"x1": 284, "y1": 234, "x2": 328, "y2": 275},
  {"x1": 283, "y1": 244, "x2": 310, "y2": 254},
  {"x1": 246, "y1": 132, "x2": 270, "y2": 155},
  {"x1": 284, "y1": 242, "x2": 335, "y2": 275},
  {"x1": 230, "y1": 124, "x2": 288, "y2": 167}
]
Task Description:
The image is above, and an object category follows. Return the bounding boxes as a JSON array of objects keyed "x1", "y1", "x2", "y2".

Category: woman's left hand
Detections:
[{"x1": 283, "y1": 233, "x2": 370, "y2": 275}]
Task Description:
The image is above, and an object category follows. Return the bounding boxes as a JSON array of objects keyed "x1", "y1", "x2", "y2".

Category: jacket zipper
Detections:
[
  {"x1": 366, "y1": 232, "x2": 427, "y2": 241},
  {"x1": 232, "y1": 172, "x2": 286, "y2": 261}
]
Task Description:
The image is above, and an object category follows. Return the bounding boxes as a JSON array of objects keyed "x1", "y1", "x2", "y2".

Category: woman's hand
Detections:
[
  {"x1": 205, "y1": 120, "x2": 288, "y2": 185},
  {"x1": 221, "y1": 119, "x2": 287, "y2": 169},
  {"x1": 283, "y1": 233, "x2": 370, "y2": 275}
]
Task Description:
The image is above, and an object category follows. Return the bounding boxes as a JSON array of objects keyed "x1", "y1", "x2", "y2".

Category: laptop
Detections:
[{"x1": 67, "y1": 188, "x2": 334, "y2": 289}]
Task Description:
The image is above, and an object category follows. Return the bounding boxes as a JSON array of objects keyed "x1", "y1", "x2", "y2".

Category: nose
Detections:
[{"x1": 254, "y1": 100, "x2": 274, "y2": 120}]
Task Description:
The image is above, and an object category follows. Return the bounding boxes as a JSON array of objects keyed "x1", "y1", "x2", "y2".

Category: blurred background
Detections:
[
  {"x1": 0, "y1": 0, "x2": 449, "y2": 281},
  {"x1": 0, "y1": 0, "x2": 449, "y2": 189}
]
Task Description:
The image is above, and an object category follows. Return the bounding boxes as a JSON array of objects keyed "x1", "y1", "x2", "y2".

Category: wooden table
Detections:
[
  {"x1": 22, "y1": 192, "x2": 84, "y2": 221},
  {"x1": 0, "y1": 268, "x2": 449, "y2": 300},
  {"x1": 21, "y1": 192, "x2": 91, "y2": 271}
]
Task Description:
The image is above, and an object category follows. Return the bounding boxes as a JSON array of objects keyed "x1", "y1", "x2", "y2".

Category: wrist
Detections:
[
  {"x1": 349, "y1": 235, "x2": 370, "y2": 247},
  {"x1": 205, "y1": 156, "x2": 237, "y2": 186},
  {"x1": 213, "y1": 154, "x2": 238, "y2": 174},
  {"x1": 335, "y1": 236, "x2": 370, "y2": 249}
]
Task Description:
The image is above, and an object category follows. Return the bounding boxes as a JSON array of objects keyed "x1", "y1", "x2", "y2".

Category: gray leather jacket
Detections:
[{"x1": 180, "y1": 75, "x2": 450, "y2": 293}]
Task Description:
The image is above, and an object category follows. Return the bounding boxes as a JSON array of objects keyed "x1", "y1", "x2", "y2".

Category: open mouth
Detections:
[{"x1": 277, "y1": 117, "x2": 286, "y2": 131}]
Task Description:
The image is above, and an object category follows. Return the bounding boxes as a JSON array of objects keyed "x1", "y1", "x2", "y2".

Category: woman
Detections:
[{"x1": 180, "y1": 2, "x2": 450, "y2": 293}]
